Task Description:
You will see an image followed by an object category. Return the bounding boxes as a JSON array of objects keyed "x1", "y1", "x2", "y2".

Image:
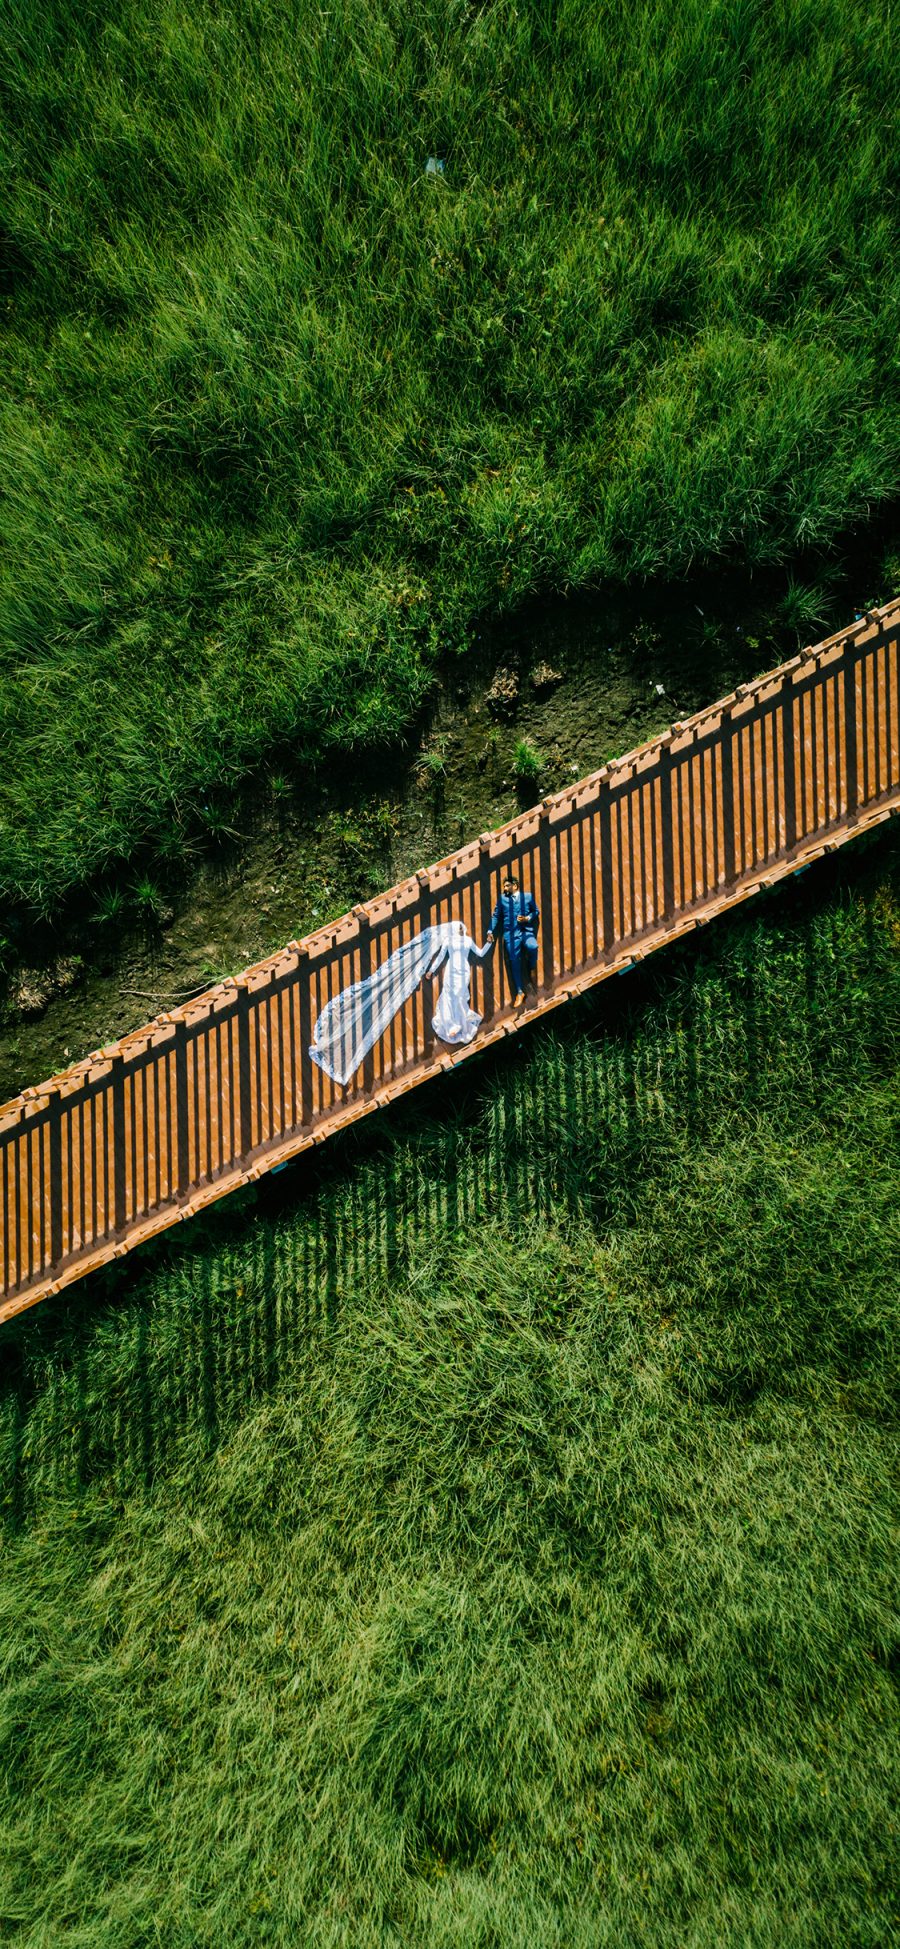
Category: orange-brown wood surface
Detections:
[{"x1": 2, "y1": 603, "x2": 899, "y2": 1324}]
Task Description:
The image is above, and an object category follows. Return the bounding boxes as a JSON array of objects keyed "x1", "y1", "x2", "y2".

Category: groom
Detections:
[{"x1": 487, "y1": 872, "x2": 540, "y2": 1005}]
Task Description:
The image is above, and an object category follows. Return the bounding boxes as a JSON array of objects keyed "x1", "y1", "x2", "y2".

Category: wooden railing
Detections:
[{"x1": 2, "y1": 600, "x2": 899, "y2": 1324}]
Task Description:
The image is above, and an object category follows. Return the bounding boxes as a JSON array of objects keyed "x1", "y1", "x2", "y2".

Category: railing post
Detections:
[
  {"x1": 538, "y1": 800, "x2": 555, "y2": 987},
  {"x1": 477, "y1": 835, "x2": 496, "y2": 1022},
  {"x1": 658, "y1": 740, "x2": 675, "y2": 917},
  {"x1": 352, "y1": 905, "x2": 375, "y2": 1092},
  {"x1": 234, "y1": 990, "x2": 253, "y2": 1163},
  {"x1": 47, "y1": 1088, "x2": 63, "y2": 1269},
  {"x1": 108, "y1": 1048, "x2": 127, "y2": 1235},
  {"x1": 780, "y1": 668, "x2": 798, "y2": 854},
  {"x1": 597, "y1": 776, "x2": 614, "y2": 955},
  {"x1": 843, "y1": 636, "x2": 859, "y2": 819}
]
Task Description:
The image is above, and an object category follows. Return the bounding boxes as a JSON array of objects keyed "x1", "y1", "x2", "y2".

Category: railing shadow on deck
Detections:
[{"x1": 0, "y1": 826, "x2": 896, "y2": 1534}]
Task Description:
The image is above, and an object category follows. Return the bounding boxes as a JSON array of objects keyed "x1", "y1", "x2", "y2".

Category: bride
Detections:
[{"x1": 309, "y1": 919, "x2": 494, "y2": 1086}]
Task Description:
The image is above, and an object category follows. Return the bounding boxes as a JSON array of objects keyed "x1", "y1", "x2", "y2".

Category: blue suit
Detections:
[{"x1": 490, "y1": 889, "x2": 540, "y2": 994}]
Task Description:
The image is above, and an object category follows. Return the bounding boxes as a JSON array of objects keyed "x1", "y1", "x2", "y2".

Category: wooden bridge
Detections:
[{"x1": 2, "y1": 600, "x2": 899, "y2": 1325}]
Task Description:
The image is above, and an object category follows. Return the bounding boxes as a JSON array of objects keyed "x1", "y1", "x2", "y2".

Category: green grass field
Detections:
[
  {"x1": 2, "y1": 840, "x2": 897, "y2": 1946},
  {"x1": 3, "y1": 0, "x2": 900, "y2": 915}
]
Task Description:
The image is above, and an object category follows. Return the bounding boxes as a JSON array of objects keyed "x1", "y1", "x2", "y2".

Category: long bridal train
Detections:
[{"x1": 308, "y1": 920, "x2": 494, "y2": 1087}]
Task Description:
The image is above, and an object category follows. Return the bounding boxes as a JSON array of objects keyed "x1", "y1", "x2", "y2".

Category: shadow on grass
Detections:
[{"x1": 0, "y1": 826, "x2": 897, "y2": 1528}]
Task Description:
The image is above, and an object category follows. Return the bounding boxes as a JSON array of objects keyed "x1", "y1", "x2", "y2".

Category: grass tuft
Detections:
[{"x1": 513, "y1": 736, "x2": 545, "y2": 785}]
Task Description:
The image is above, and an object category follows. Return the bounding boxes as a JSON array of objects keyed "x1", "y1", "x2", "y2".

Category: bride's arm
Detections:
[{"x1": 425, "y1": 940, "x2": 451, "y2": 977}]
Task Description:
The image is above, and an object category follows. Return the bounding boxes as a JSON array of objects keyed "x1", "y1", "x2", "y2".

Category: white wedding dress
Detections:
[
  {"x1": 309, "y1": 920, "x2": 493, "y2": 1086},
  {"x1": 431, "y1": 921, "x2": 493, "y2": 1044}
]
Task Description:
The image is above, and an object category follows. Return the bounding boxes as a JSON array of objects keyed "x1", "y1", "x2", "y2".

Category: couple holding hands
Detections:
[{"x1": 310, "y1": 873, "x2": 541, "y2": 1086}]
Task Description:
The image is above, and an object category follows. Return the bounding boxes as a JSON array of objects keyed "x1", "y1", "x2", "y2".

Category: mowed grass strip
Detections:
[
  {"x1": 0, "y1": 845, "x2": 897, "y2": 1946},
  {"x1": 2, "y1": 0, "x2": 900, "y2": 913}
]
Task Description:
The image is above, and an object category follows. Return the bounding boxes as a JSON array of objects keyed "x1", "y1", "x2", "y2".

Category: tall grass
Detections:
[
  {"x1": 2, "y1": 0, "x2": 899, "y2": 913},
  {"x1": 1, "y1": 839, "x2": 897, "y2": 1944}
]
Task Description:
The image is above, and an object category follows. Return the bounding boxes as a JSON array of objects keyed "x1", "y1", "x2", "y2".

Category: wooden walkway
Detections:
[{"x1": 2, "y1": 600, "x2": 899, "y2": 1325}]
